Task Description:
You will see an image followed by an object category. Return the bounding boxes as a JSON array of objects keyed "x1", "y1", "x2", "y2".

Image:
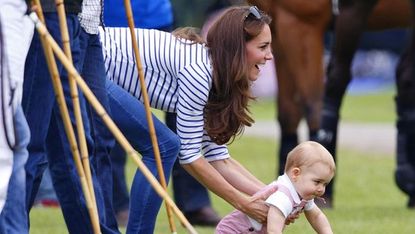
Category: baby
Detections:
[{"x1": 216, "y1": 141, "x2": 336, "y2": 234}]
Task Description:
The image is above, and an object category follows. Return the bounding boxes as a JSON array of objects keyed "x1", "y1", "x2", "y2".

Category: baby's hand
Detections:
[{"x1": 285, "y1": 212, "x2": 301, "y2": 225}]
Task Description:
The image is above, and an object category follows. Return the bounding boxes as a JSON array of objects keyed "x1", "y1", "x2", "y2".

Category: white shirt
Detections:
[
  {"x1": 266, "y1": 174, "x2": 315, "y2": 218},
  {"x1": 78, "y1": 0, "x2": 101, "y2": 34},
  {"x1": 249, "y1": 174, "x2": 316, "y2": 231}
]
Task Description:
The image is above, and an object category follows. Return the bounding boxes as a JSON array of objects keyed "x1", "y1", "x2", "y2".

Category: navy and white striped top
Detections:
[{"x1": 100, "y1": 27, "x2": 230, "y2": 164}]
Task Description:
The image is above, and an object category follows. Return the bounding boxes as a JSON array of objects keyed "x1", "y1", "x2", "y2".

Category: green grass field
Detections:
[
  {"x1": 251, "y1": 88, "x2": 396, "y2": 123},
  {"x1": 30, "y1": 89, "x2": 415, "y2": 233}
]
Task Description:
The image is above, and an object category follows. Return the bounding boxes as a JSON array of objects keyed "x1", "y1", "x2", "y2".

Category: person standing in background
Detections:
[
  {"x1": 0, "y1": 2, "x2": 33, "y2": 232},
  {"x1": 78, "y1": 0, "x2": 120, "y2": 231},
  {"x1": 104, "y1": 0, "x2": 221, "y2": 227},
  {"x1": 0, "y1": 15, "x2": 13, "y2": 210},
  {"x1": 22, "y1": 0, "x2": 119, "y2": 233}
]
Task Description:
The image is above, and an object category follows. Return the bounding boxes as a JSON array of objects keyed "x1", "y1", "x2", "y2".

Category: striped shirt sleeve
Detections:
[{"x1": 176, "y1": 62, "x2": 229, "y2": 164}]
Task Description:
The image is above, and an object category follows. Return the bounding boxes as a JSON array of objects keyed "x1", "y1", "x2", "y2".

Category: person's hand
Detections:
[
  {"x1": 242, "y1": 183, "x2": 278, "y2": 223},
  {"x1": 285, "y1": 212, "x2": 300, "y2": 225}
]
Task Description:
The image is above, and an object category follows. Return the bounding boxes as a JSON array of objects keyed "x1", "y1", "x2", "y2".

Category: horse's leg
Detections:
[
  {"x1": 273, "y1": 17, "x2": 302, "y2": 175},
  {"x1": 318, "y1": 0, "x2": 378, "y2": 203},
  {"x1": 394, "y1": 0, "x2": 415, "y2": 208},
  {"x1": 367, "y1": 0, "x2": 412, "y2": 30},
  {"x1": 272, "y1": 0, "x2": 331, "y2": 175}
]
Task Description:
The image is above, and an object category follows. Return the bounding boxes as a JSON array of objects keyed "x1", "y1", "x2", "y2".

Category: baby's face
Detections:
[{"x1": 292, "y1": 162, "x2": 334, "y2": 200}]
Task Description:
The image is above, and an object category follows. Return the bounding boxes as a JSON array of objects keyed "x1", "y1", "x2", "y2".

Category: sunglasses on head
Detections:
[{"x1": 245, "y1": 6, "x2": 261, "y2": 20}]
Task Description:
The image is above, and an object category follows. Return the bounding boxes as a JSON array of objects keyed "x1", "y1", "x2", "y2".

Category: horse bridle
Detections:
[{"x1": 332, "y1": 0, "x2": 340, "y2": 15}]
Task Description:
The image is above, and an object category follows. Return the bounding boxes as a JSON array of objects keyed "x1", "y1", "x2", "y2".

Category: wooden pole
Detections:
[
  {"x1": 122, "y1": 0, "x2": 177, "y2": 232},
  {"x1": 28, "y1": 11, "x2": 198, "y2": 234},
  {"x1": 30, "y1": 2, "x2": 101, "y2": 233},
  {"x1": 54, "y1": 0, "x2": 100, "y2": 228}
]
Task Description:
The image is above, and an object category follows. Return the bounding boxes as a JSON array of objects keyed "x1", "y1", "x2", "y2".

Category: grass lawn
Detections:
[
  {"x1": 30, "y1": 89, "x2": 415, "y2": 233},
  {"x1": 251, "y1": 88, "x2": 396, "y2": 123}
]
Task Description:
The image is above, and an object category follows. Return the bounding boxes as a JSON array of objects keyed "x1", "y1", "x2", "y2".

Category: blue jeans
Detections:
[
  {"x1": 110, "y1": 23, "x2": 185, "y2": 216},
  {"x1": 79, "y1": 29, "x2": 118, "y2": 231},
  {"x1": 0, "y1": 107, "x2": 30, "y2": 234},
  {"x1": 111, "y1": 108, "x2": 211, "y2": 216},
  {"x1": 110, "y1": 145, "x2": 130, "y2": 214},
  {"x1": 23, "y1": 13, "x2": 118, "y2": 234},
  {"x1": 106, "y1": 80, "x2": 179, "y2": 233}
]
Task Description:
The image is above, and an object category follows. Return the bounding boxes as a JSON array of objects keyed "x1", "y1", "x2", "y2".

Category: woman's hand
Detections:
[{"x1": 241, "y1": 183, "x2": 277, "y2": 223}]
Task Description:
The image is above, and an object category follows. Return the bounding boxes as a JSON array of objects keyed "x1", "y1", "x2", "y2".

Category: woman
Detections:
[{"x1": 101, "y1": 5, "x2": 274, "y2": 233}]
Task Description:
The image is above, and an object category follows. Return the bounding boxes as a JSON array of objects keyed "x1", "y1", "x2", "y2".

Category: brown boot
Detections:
[{"x1": 408, "y1": 196, "x2": 415, "y2": 209}]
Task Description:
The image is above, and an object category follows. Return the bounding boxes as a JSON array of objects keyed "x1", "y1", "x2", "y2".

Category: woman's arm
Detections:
[
  {"x1": 182, "y1": 157, "x2": 275, "y2": 223},
  {"x1": 210, "y1": 158, "x2": 265, "y2": 195},
  {"x1": 304, "y1": 207, "x2": 333, "y2": 234}
]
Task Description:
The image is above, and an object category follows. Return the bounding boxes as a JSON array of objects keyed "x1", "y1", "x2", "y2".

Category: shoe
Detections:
[
  {"x1": 33, "y1": 199, "x2": 60, "y2": 208},
  {"x1": 116, "y1": 209, "x2": 129, "y2": 227},
  {"x1": 184, "y1": 206, "x2": 221, "y2": 227},
  {"x1": 314, "y1": 195, "x2": 333, "y2": 209},
  {"x1": 408, "y1": 196, "x2": 415, "y2": 209}
]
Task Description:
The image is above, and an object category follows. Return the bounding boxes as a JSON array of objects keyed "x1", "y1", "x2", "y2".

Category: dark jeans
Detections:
[
  {"x1": 23, "y1": 13, "x2": 118, "y2": 234},
  {"x1": 79, "y1": 29, "x2": 119, "y2": 232}
]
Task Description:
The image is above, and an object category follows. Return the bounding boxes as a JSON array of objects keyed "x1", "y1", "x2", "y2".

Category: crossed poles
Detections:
[{"x1": 28, "y1": 0, "x2": 197, "y2": 233}]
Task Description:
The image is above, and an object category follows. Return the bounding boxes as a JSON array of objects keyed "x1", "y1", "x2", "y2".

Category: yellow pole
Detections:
[
  {"x1": 54, "y1": 1, "x2": 100, "y2": 229},
  {"x1": 29, "y1": 3, "x2": 101, "y2": 233},
  {"x1": 122, "y1": 0, "x2": 176, "y2": 232}
]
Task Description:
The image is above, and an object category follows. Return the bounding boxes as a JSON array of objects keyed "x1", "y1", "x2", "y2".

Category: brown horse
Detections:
[
  {"x1": 248, "y1": 0, "x2": 413, "y2": 207},
  {"x1": 319, "y1": 0, "x2": 415, "y2": 208}
]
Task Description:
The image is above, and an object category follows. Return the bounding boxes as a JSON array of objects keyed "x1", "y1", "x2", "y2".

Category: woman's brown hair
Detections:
[
  {"x1": 172, "y1": 27, "x2": 205, "y2": 44},
  {"x1": 204, "y1": 6, "x2": 271, "y2": 145}
]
